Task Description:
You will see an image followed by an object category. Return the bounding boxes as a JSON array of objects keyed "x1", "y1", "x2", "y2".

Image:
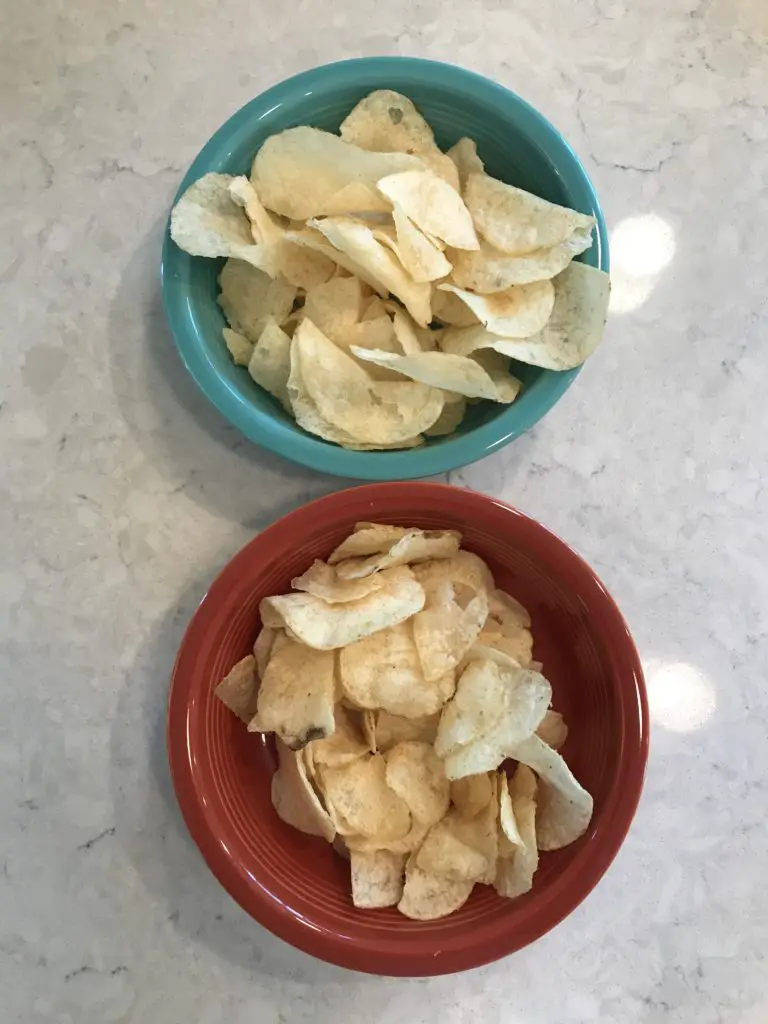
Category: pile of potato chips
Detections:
[
  {"x1": 171, "y1": 90, "x2": 611, "y2": 449},
  {"x1": 215, "y1": 523, "x2": 593, "y2": 920}
]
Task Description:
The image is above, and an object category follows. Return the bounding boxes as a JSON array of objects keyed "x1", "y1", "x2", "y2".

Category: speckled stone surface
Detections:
[{"x1": 2, "y1": 1, "x2": 767, "y2": 1021}]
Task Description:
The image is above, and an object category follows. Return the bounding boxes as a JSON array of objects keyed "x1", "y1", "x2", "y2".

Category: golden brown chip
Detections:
[
  {"x1": 318, "y1": 754, "x2": 411, "y2": 841},
  {"x1": 450, "y1": 773, "x2": 494, "y2": 819}
]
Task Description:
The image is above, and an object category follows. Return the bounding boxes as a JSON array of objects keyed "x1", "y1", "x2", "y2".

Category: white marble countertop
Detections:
[{"x1": 2, "y1": 1, "x2": 767, "y2": 1021}]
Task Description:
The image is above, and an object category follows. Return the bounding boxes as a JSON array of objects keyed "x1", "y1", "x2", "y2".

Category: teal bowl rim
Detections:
[{"x1": 161, "y1": 57, "x2": 609, "y2": 480}]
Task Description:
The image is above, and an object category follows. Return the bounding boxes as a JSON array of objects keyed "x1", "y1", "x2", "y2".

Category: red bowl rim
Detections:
[{"x1": 167, "y1": 483, "x2": 649, "y2": 975}]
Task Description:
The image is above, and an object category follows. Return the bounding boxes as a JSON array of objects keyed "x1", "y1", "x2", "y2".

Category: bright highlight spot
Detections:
[
  {"x1": 608, "y1": 213, "x2": 676, "y2": 314},
  {"x1": 645, "y1": 660, "x2": 716, "y2": 733}
]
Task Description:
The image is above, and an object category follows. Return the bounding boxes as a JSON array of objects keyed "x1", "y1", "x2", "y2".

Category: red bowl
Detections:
[{"x1": 167, "y1": 483, "x2": 648, "y2": 975}]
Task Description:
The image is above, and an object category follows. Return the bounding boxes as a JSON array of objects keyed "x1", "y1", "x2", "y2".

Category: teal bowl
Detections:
[{"x1": 161, "y1": 58, "x2": 608, "y2": 480}]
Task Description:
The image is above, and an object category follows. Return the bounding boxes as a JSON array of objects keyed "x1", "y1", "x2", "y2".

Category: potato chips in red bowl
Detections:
[{"x1": 167, "y1": 483, "x2": 647, "y2": 975}]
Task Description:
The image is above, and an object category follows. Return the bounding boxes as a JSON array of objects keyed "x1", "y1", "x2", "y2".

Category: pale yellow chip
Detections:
[
  {"x1": 318, "y1": 753, "x2": 411, "y2": 841},
  {"x1": 214, "y1": 654, "x2": 259, "y2": 723},
  {"x1": 391, "y1": 204, "x2": 453, "y2": 283},
  {"x1": 478, "y1": 629, "x2": 534, "y2": 668},
  {"x1": 360, "y1": 295, "x2": 388, "y2": 321},
  {"x1": 373, "y1": 710, "x2": 440, "y2": 752},
  {"x1": 438, "y1": 280, "x2": 555, "y2": 339},
  {"x1": 411, "y1": 550, "x2": 495, "y2": 600},
  {"x1": 450, "y1": 773, "x2": 494, "y2": 819},
  {"x1": 170, "y1": 173, "x2": 274, "y2": 269},
  {"x1": 308, "y1": 216, "x2": 432, "y2": 326},
  {"x1": 415, "y1": 805, "x2": 496, "y2": 883},
  {"x1": 497, "y1": 772, "x2": 524, "y2": 855},
  {"x1": 291, "y1": 559, "x2": 383, "y2": 604},
  {"x1": 509, "y1": 734, "x2": 593, "y2": 850},
  {"x1": 302, "y1": 276, "x2": 366, "y2": 341},
  {"x1": 424, "y1": 397, "x2": 467, "y2": 437},
  {"x1": 247, "y1": 320, "x2": 292, "y2": 411},
  {"x1": 432, "y1": 288, "x2": 481, "y2": 327},
  {"x1": 397, "y1": 855, "x2": 474, "y2": 920},
  {"x1": 412, "y1": 577, "x2": 487, "y2": 681},
  {"x1": 252, "y1": 626, "x2": 279, "y2": 678},
  {"x1": 260, "y1": 565, "x2": 425, "y2": 650},
  {"x1": 271, "y1": 738, "x2": 336, "y2": 842},
  {"x1": 328, "y1": 523, "x2": 412, "y2": 563},
  {"x1": 385, "y1": 741, "x2": 449, "y2": 826},
  {"x1": 334, "y1": 528, "x2": 461, "y2": 580},
  {"x1": 306, "y1": 705, "x2": 370, "y2": 768},
  {"x1": 218, "y1": 258, "x2": 296, "y2": 341},
  {"x1": 350, "y1": 849, "x2": 406, "y2": 908},
  {"x1": 495, "y1": 765, "x2": 539, "y2": 899},
  {"x1": 339, "y1": 620, "x2": 455, "y2": 718},
  {"x1": 222, "y1": 327, "x2": 253, "y2": 367},
  {"x1": 536, "y1": 709, "x2": 568, "y2": 750},
  {"x1": 449, "y1": 229, "x2": 594, "y2": 292},
  {"x1": 250, "y1": 126, "x2": 423, "y2": 219},
  {"x1": 377, "y1": 170, "x2": 479, "y2": 251},
  {"x1": 248, "y1": 636, "x2": 335, "y2": 749},
  {"x1": 228, "y1": 175, "x2": 284, "y2": 246},
  {"x1": 292, "y1": 319, "x2": 444, "y2": 445},
  {"x1": 446, "y1": 137, "x2": 484, "y2": 189},
  {"x1": 464, "y1": 172, "x2": 596, "y2": 255},
  {"x1": 350, "y1": 347, "x2": 522, "y2": 404}
]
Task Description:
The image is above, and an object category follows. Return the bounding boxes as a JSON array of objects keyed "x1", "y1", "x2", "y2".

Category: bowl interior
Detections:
[
  {"x1": 168, "y1": 485, "x2": 647, "y2": 975},
  {"x1": 161, "y1": 58, "x2": 608, "y2": 479}
]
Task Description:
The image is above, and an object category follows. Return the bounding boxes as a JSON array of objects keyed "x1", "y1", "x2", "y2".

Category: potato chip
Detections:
[
  {"x1": 451, "y1": 773, "x2": 494, "y2": 819},
  {"x1": 373, "y1": 710, "x2": 440, "y2": 752},
  {"x1": 490, "y1": 589, "x2": 531, "y2": 629},
  {"x1": 248, "y1": 636, "x2": 335, "y2": 748},
  {"x1": 449, "y1": 229, "x2": 594, "y2": 292},
  {"x1": 261, "y1": 565, "x2": 425, "y2": 650},
  {"x1": 509, "y1": 734, "x2": 593, "y2": 850},
  {"x1": 322, "y1": 182, "x2": 386, "y2": 217},
  {"x1": 350, "y1": 849, "x2": 406, "y2": 908},
  {"x1": 271, "y1": 738, "x2": 336, "y2": 841},
  {"x1": 397, "y1": 855, "x2": 474, "y2": 920},
  {"x1": 328, "y1": 523, "x2": 412, "y2": 563},
  {"x1": 250, "y1": 127, "x2": 423, "y2": 219},
  {"x1": 495, "y1": 765, "x2": 539, "y2": 899},
  {"x1": 247, "y1": 320, "x2": 292, "y2": 411},
  {"x1": 385, "y1": 741, "x2": 449, "y2": 826},
  {"x1": 306, "y1": 705, "x2": 370, "y2": 768},
  {"x1": 362, "y1": 709, "x2": 378, "y2": 752},
  {"x1": 497, "y1": 772, "x2": 523, "y2": 854},
  {"x1": 536, "y1": 709, "x2": 568, "y2": 750},
  {"x1": 446, "y1": 137, "x2": 484, "y2": 189},
  {"x1": 478, "y1": 629, "x2": 534, "y2": 668},
  {"x1": 293, "y1": 319, "x2": 444, "y2": 444},
  {"x1": 350, "y1": 347, "x2": 522, "y2": 404},
  {"x1": 302, "y1": 276, "x2": 366, "y2": 341},
  {"x1": 218, "y1": 258, "x2": 296, "y2": 342},
  {"x1": 214, "y1": 654, "x2": 259, "y2": 723},
  {"x1": 438, "y1": 280, "x2": 555, "y2": 339},
  {"x1": 361, "y1": 295, "x2": 388, "y2": 321},
  {"x1": 253, "y1": 626, "x2": 279, "y2": 678},
  {"x1": 308, "y1": 217, "x2": 432, "y2": 326},
  {"x1": 377, "y1": 170, "x2": 479, "y2": 251},
  {"x1": 432, "y1": 288, "x2": 481, "y2": 327},
  {"x1": 412, "y1": 550, "x2": 495, "y2": 602},
  {"x1": 415, "y1": 805, "x2": 496, "y2": 882},
  {"x1": 222, "y1": 327, "x2": 253, "y2": 367},
  {"x1": 285, "y1": 226, "x2": 390, "y2": 295},
  {"x1": 464, "y1": 171, "x2": 595, "y2": 255},
  {"x1": 277, "y1": 241, "x2": 337, "y2": 290},
  {"x1": 345, "y1": 818, "x2": 429, "y2": 856},
  {"x1": 424, "y1": 396, "x2": 467, "y2": 436},
  {"x1": 318, "y1": 753, "x2": 411, "y2": 841},
  {"x1": 291, "y1": 559, "x2": 383, "y2": 604},
  {"x1": 334, "y1": 528, "x2": 461, "y2": 581},
  {"x1": 391, "y1": 204, "x2": 453, "y2": 283},
  {"x1": 170, "y1": 173, "x2": 274, "y2": 269},
  {"x1": 412, "y1": 577, "x2": 487, "y2": 680},
  {"x1": 340, "y1": 621, "x2": 455, "y2": 718},
  {"x1": 228, "y1": 175, "x2": 284, "y2": 247}
]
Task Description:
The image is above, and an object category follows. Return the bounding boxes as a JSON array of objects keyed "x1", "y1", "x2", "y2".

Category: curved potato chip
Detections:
[
  {"x1": 449, "y1": 229, "x2": 594, "y2": 292},
  {"x1": 285, "y1": 226, "x2": 389, "y2": 296},
  {"x1": 490, "y1": 589, "x2": 531, "y2": 629},
  {"x1": 302, "y1": 276, "x2": 366, "y2": 340},
  {"x1": 377, "y1": 170, "x2": 479, "y2": 251},
  {"x1": 228, "y1": 175, "x2": 284, "y2": 246},
  {"x1": 306, "y1": 706, "x2": 370, "y2": 768},
  {"x1": 328, "y1": 523, "x2": 411, "y2": 563},
  {"x1": 432, "y1": 288, "x2": 480, "y2": 327},
  {"x1": 464, "y1": 172, "x2": 595, "y2": 255},
  {"x1": 412, "y1": 551, "x2": 495, "y2": 600},
  {"x1": 391, "y1": 204, "x2": 453, "y2": 282},
  {"x1": 247, "y1": 320, "x2": 292, "y2": 411},
  {"x1": 218, "y1": 258, "x2": 296, "y2": 341},
  {"x1": 446, "y1": 137, "x2": 484, "y2": 189},
  {"x1": 339, "y1": 620, "x2": 454, "y2": 718},
  {"x1": 495, "y1": 765, "x2": 539, "y2": 899},
  {"x1": 450, "y1": 773, "x2": 494, "y2": 819},
  {"x1": 424, "y1": 396, "x2": 467, "y2": 436},
  {"x1": 214, "y1": 655, "x2": 259, "y2": 723},
  {"x1": 438, "y1": 280, "x2": 555, "y2": 339},
  {"x1": 536, "y1": 710, "x2": 568, "y2": 750},
  {"x1": 497, "y1": 772, "x2": 523, "y2": 854},
  {"x1": 294, "y1": 319, "x2": 444, "y2": 444},
  {"x1": 415, "y1": 805, "x2": 496, "y2": 882},
  {"x1": 478, "y1": 629, "x2": 534, "y2": 668},
  {"x1": 250, "y1": 127, "x2": 423, "y2": 219},
  {"x1": 334, "y1": 528, "x2": 462, "y2": 581},
  {"x1": 412, "y1": 577, "x2": 487, "y2": 680},
  {"x1": 291, "y1": 559, "x2": 383, "y2": 603},
  {"x1": 222, "y1": 327, "x2": 253, "y2": 367},
  {"x1": 507, "y1": 734, "x2": 593, "y2": 850},
  {"x1": 350, "y1": 347, "x2": 522, "y2": 403},
  {"x1": 374, "y1": 711, "x2": 440, "y2": 752},
  {"x1": 248, "y1": 637, "x2": 335, "y2": 749},
  {"x1": 271, "y1": 739, "x2": 336, "y2": 842},
  {"x1": 253, "y1": 626, "x2": 279, "y2": 678},
  {"x1": 398, "y1": 856, "x2": 474, "y2": 920},
  {"x1": 346, "y1": 818, "x2": 429, "y2": 856},
  {"x1": 309, "y1": 217, "x2": 432, "y2": 326},
  {"x1": 170, "y1": 173, "x2": 275, "y2": 269},
  {"x1": 318, "y1": 753, "x2": 411, "y2": 841},
  {"x1": 278, "y1": 240, "x2": 336, "y2": 290},
  {"x1": 261, "y1": 565, "x2": 425, "y2": 650},
  {"x1": 362, "y1": 709, "x2": 378, "y2": 752},
  {"x1": 385, "y1": 741, "x2": 449, "y2": 826},
  {"x1": 350, "y1": 849, "x2": 406, "y2": 908}
]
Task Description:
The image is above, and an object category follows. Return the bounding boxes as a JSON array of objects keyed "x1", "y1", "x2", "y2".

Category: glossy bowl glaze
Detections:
[
  {"x1": 167, "y1": 483, "x2": 647, "y2": 975},
  {"x1": 161, "y1": 58, "x2": 609, "y2": 480}
]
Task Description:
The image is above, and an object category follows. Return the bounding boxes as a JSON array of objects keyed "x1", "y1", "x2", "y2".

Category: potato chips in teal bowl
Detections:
[{"x1": 161, "y1": 57, "x2": 609, "y2": 480}]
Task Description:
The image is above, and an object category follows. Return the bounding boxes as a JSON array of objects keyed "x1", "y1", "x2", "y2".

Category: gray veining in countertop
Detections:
[{"x1": 1, "y1": 1, "x2": 767, "y2": 1021}]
